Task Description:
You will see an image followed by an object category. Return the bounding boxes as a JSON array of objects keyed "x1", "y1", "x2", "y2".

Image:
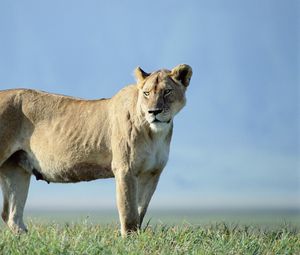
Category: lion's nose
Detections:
[{"x1": 148, "y1": 109, "x2": 163, "y2": 115}]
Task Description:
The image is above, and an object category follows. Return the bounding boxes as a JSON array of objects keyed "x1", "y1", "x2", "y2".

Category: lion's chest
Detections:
[{"x1": 136, "y1": 138, "x2": 170, "y2": 173}]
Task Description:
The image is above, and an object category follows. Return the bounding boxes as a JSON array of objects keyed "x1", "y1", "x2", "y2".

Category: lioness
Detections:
[{"x1": 0, "y1": 64, "x2": 192, "y2": 236}]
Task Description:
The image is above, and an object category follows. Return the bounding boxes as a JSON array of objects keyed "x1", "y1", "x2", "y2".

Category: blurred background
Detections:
[{"x1": 0, "y1": 0, "x2": 299, "y2": 224}]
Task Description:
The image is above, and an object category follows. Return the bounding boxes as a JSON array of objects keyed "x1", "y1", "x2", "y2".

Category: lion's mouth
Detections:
[{"x1": 153, "y1": 118, "x2": 171, "y2": 124}]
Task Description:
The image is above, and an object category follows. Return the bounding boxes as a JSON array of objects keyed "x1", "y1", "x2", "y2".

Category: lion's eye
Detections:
[
  {"x1": 143, "y1": 91, "x2": 150, "y2": 97},
  {"x1": 164, "y1": 89, "x2": 172, "y2": 96}
]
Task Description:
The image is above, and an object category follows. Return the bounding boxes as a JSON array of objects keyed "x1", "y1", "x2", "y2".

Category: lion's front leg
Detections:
[
  {"x1": 115, "y1": 171, "x2": 139, "y2": 237},
  {"x1": 137, "y1": 172, "x2": 160, "y2": 228}
]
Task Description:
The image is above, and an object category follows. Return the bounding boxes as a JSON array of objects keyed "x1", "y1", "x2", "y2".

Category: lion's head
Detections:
[{"x1": 135, "y1": 64, "x2": 192, "y2": 132}]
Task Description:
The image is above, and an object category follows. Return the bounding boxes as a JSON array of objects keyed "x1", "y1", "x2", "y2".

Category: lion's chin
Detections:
[{"x1": 149, "y1": 121, "x2": 171, "y2": 132}]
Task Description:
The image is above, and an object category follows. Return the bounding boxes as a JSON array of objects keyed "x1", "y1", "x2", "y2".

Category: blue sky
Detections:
[{"x1": 0, "y1": 0, "x2": 299, "y2": 210}]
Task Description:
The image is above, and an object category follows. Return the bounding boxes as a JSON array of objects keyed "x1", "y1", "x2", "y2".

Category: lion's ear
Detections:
[
  {"x1": 134, "y1": 67, "x2": 150, "y2": 83},
  {"x1": 171, "y1": 64, "x2": 193, "y2": 87}
]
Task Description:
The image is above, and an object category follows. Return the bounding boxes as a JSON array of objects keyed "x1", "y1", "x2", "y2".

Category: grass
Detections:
[{"x1": 0, "y1": 221, "x2": 299, "y2": 254}]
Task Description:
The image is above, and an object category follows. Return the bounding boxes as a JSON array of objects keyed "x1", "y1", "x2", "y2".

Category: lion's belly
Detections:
[
  {"x1": 26, "y1": 146, "x2": 113, "y2": 183},
  {"x1": 26, "y1": 124, "x2": 113, "y2": 183},
  {"x1": 45, "y1": 162, "x2": 114, "y2": 183},
  {"x1": 30, "y1": 158, "x2": 114, "y2": 183}
]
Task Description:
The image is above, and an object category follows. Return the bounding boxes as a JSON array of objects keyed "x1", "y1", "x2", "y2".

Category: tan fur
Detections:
[{"x1": 0, "y1": 64, "x2": 192, "y2": 236}]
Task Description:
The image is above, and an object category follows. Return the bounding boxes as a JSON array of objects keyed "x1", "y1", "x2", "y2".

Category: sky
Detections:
[{"x1": 0, "y1": 0, "x2": 299, "y2": 210}]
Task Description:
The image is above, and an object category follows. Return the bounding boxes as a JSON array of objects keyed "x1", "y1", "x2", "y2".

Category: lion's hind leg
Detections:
[{"x1": 0, "y1": 160, "x2": 31, "y2": 233}]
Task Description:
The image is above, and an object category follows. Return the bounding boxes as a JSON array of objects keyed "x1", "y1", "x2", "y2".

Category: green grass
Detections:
[{"x1": 0, "y1": 221, "x2": 299, "y2": 254}]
